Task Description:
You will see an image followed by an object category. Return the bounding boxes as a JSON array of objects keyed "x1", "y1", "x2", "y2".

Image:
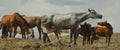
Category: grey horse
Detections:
[{"x1": 41, "y1": 9, "x2": 102, "y2": 44}]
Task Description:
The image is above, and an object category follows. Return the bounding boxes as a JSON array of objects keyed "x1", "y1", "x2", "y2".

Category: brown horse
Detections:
[
  {"x1": 0, "y1": 13, "x2": 30, "y2": 39},
  {"x1": 0, "y1": 21, "x2": 34, "y2": 38},
  {"x1": 22, "y1": 16, "x2": 50, "y2": 40},
  {"x1": 92, "y1": 21, "x2": 113, "y2": 46}
]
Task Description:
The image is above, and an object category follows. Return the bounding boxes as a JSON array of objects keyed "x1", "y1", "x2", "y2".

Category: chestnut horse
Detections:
[
  {"x1": 0, "y1": 13, "x2": 30, "y2": 39},
  {"x1": 92, "y1": 21, "x2": 113, "y2": 46},
  {"x1": 0, "y1": 21, "x2": 34, "y2": 38}
]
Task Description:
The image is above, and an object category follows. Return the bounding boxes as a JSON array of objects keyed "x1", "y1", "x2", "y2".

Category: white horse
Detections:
[{"x1": 41, "y1": 9, "x2": 102, "y2": 44}]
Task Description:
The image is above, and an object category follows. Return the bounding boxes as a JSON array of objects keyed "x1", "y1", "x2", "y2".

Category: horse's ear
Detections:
[{"x1": 88, "y1": 9, "x2": 91, "y2": 12}]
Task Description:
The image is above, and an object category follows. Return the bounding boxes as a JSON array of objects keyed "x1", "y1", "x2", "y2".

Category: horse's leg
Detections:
[
  {"x1": 83, "y1": 35, "x2": 86, "y2": 45},
  {"x1": 3, "y1": 26, "x2": 8, "y2": 38},
  {"x1": 9, "y1": 28, "x2": 12, "y2": 38},
  {"x1": 70, "y1": 28, "x2": 74, "y2": 43},
  {"x1": 87, "y1": 34, "x2": 91, "y2": 45},
  {"x1": 90, "y1": 36, "x2": 93, "y2": 45},
  {"x1": 41, "y1": 28, "x2": 51, "y2": 42},
  {"x1": 37, "y1": 26, "x2": 41, "y2": 40},
  {"x1": 13, "y1": 26, "x2": 17, "y2": 38},
  {"x1": 1, "y1": 26, "x2": 6, "y2": 39},
  {"x1": 20, "y1": 27, "x2": 26, "y2": 39},
  {"x1": 108, "y1": 36, "x2": 111, "y2": 46},
  {"x1": 54, "y1": 31, "x2": 63, "y2": 45},
  {"x1": 5, "y1": 28, "x2": 9, "y2": 38},
  {"x1": 46, "y1": 35, "x2": 51, "y2": 42},
  {"x1": 73, "y1": 29, "x2": 77, "y2": 45},
  {"x1": 54, "y1": 30, "x2": 59, "y2": 40},
  {"x1": 26, "y1": 28, "x2": 30, "y2": 39},
  {"x1": 43, "y1": 33, "x2": 47, "y2": 43},
  {"x1": 90, "y1": 33, "x2": 94, "y2": 45},
  {"x1": 32, "y1": 31, "x2": 35, "y2": 38},
  {"x1": 76, "y1": 33, "x2": 79, "y2": 39},
  {"x1": 106, "y1": 36, "x2": 108, "y2": 43},
  {"x1": 76, "y1": 29, "x2": 82, "y2": 39}
]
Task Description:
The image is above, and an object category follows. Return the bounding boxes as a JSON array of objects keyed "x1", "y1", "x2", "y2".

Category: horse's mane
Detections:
[
  {"x1": 71, "y1": 12, "x2": 87, "y2": 16},
  {"x1": 21, "y1": 15, "x2": 26, "y2": 17},
  {"x1": 14, "y1": 13, "x2": 29, "y2": 26},
  {"x1": 106, "y1": 22, "x2": 113, "y2": 31}
]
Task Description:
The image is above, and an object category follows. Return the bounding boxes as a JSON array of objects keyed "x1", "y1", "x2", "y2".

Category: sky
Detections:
[{"x1": 0, "y1": 0, "x2": 120, "y2": 37}]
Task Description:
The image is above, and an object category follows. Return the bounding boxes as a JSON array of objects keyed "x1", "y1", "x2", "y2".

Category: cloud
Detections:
[
  {"x1": 0, "y1": 0, "x2": 120, "y2": 33},
  {"x1": 46, "y1": 0, "x2": 86, "y2": 6}
]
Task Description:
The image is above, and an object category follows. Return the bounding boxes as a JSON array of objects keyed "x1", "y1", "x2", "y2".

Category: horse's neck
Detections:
[
  {"x1": 15, "y1": 14, "x2": 29, "y2": 27},
  {"x1": 77, "y1": 12, "x2": 90, "y2": 23},
  {"x1": 105, "y1": 23, "x2": 113, "y2": 31}
]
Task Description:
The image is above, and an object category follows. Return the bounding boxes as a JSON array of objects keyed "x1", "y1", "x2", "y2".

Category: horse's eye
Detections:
[{"x1": 92, "y1": 12, "x2": 96, "y2": 14}]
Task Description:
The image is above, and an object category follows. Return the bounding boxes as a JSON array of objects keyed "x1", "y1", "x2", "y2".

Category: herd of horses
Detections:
[{"x1": 0, "y1": 9, "x2": 113, "y2": 46}]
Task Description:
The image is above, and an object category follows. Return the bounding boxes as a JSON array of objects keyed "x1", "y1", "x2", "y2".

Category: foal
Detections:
[
  {"x1": 77, "y1": 22, "x2": 92, "y2": 45},
  {"x1": 92, "y1": 21, "x2": 113, "y2": 46}
]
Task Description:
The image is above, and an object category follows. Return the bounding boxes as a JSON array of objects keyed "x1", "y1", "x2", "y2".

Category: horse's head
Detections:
[
  {"x1": 97, "y1": 21, "x2": 107, "y2": 26},
  {"x1": 88, "y1": 9, "x2": 102, "y2": 19},
  {"x1": 41, "y1": 15, "x2": 48, "y2": 24}
]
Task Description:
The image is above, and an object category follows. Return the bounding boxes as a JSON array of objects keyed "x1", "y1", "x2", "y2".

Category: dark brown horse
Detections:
[
  {"x1": 92, "y1": 21, "x2": 113, "y2": 46},
  {"x1": 0, "y1": 13, "x2": 30, "y2": 39},
  {"x1": 76, "y1": 22, "x2": 92, "y2": 45}
]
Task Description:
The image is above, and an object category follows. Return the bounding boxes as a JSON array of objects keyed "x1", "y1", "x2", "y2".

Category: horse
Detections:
[
  {"x1": 41, "y1": 9, "x2": 103, "y2": 44},
  {"x1": 0, "y1": 12, "x2": 30, "y2": 39},
  {"x1": 21, "y1": 16, "x2": 50, "y2": 41},
  {"x1": 22, "y1": 16, "x2": 50, "y2": 40},
  {"x1": 76, "y1": 22, "x2": 92, "y2": 45},
  {"x1": 92, "y1": 21, "x2": 113, "y2": 46}
]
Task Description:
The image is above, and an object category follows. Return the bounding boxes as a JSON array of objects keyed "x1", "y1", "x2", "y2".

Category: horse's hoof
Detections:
[
  {"x1": 39, "y1": 38, "x2": 41, "y2": 40},
  {"x1": 69, "y1": 41, "x2": 72, "y2": 44},
  {"x1": 43, "y1": 40, "x2": 47, "y2": 43},
  {"x1": 47, "y1": 40, "x2": 51, "y2": 42},
  {"x1": 68, "y1": 45, "x2": 71, "y2": 47},
  {"x1": 74, "y1": 43, "x2": 77, "y2": 45},
  {"x1": 43, "y1": 41, "x2": 46, "y2": 43}
]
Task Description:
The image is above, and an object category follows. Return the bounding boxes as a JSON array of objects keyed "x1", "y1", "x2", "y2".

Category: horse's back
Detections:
[
  {"x1": 23, "y1": 16, "x2": 41, "y2": 28},
  {"x1": 52, "y1": 13, "x2": 76, "y2": 28},
  {"x1": 1, "y1": 15, "x2": 11, "y2": 24},
  {"x1": 53, "y1": 13, "x2": 74, "y2": 21},
  {"x1": 93, "y1": 26, "x2": 109, "y2": 36}
]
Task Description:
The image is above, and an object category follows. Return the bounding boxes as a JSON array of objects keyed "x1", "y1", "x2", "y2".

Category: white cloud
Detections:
[{"x1": 0, "y1": 0, "x2": 120, "y2": 33}]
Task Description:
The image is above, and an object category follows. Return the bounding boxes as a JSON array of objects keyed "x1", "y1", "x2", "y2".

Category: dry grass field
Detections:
[{"x1": 0, "y1": 33, "x2": 120, "y2": 50}]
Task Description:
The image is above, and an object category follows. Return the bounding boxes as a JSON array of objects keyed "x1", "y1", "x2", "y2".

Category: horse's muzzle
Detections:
[{"x1": 99, "y1": 15, "x2": 102, "y2": 19}]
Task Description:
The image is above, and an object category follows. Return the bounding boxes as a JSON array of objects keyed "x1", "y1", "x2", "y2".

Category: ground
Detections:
[{"x1": 0, "y1": 33, "x2": 120, "y2": 50}]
